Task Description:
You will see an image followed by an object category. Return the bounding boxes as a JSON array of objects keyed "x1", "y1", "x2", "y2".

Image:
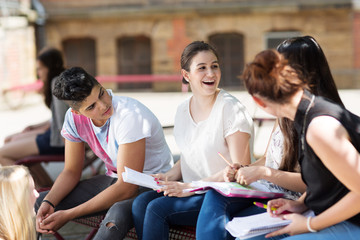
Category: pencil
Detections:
[{"x1": 218, "y1": 152, "x2": 232, "y2": 166}]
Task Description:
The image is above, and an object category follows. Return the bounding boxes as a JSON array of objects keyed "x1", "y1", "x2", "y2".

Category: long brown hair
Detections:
[
  {"x1": 37, "y1": 47, "x2": 65, "y2": 108},
  {"x1": 277, "y1": 36, "x2": 343, "y2": 172}
]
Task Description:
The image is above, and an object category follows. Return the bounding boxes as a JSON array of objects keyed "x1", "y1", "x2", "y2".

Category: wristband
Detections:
[
  {"x1": 42, "y1": 199, "x2": 55, "y2": 209},
  {"x1": 306, "y1": 217, "x2": 318, "y2": 233}
]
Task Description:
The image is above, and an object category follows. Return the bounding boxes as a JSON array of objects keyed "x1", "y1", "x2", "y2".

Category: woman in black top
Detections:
[{"x1": 241, "y1": 49, "x2": 360, "y2": 239}]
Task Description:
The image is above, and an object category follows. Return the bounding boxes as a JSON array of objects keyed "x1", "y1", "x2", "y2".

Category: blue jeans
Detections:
[
  {"x1": 196, "y1": 189, "x2": 267, "y2": 240},
  {"x1": 241, "y1": 220, "x2": 360, "y2": 240},
  {"x1": 132, "y1": 190, "x2": 204, "y2": 240}
]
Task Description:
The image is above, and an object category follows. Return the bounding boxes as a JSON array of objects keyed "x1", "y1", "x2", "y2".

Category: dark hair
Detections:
[
  {"x1": 37, "y1": 47, "x2": 65, "y2": 108},
  {"x1": 242, "y1": 49, "x2": 307, "y2": 104},
  {"x1": 277, "y1": 36, "x2": 343, "y2": 106},
  {"x1": 276, "y1": 36, "x2": 343, "y2": 172},
  {"x1": 180, "y1": 41, "x2": 219, "y2": 84},
  {"x1": 53, "y1": 67, "x2": 100, "y2": 110}
]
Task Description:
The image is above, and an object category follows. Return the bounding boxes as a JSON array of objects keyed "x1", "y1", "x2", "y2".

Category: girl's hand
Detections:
[
  {"x1": 266, "y1": 214, "x2": 308, "y2": 237},
  {"x1": 235, "y1": 166, "x2": 265, "y2": 185},
  {"x1": 152, "y1": 173, "x2": 167, "y2": 181},
  {"x1": 223, "y1": 163, "x2": 243, "y2": 182},
  {"x1": 224, "y1": 165, "x2": 237, "y2": 182},
  {"x1": 157, "y1": 181, "x2": 194, "y2": 197},
  {"x1": 267, "y1": 198, "x2": 308, "y2": 216}
]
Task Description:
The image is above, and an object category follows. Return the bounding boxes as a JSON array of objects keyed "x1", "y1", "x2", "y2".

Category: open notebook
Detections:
[
  {"x1": 187, "y1": 181, "x2": 284, "y2": 199},
  {"x1": 122, "y1": 167, "x2": 283, "y2": 199},
  {"x1": 226, "y1": 210, "x2": 315, "y2": 239}
]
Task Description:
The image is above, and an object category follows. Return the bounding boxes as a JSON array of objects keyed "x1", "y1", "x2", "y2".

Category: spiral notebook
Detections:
[{"x1": 226, "y1": 210, "x2": 314, "y2": 239}]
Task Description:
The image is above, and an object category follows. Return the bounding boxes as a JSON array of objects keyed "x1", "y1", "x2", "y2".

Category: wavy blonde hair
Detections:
[{"x1": 0, "y1": 166, "x2": 36, "y2": 240}]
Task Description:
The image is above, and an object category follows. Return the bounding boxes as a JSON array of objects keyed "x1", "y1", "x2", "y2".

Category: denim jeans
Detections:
[
  {"x1": 35, "y1": 175, "x2": 149, "y2": 240},
  {"x1": 239, "y1": 220, "x2": 360, "y2": 240},
  {"x1": 196, "y1": 189, "x2": 267, "y2": 240},
  {"x1": 132, "y1": 190, "x2": 204, "y2": 240}
]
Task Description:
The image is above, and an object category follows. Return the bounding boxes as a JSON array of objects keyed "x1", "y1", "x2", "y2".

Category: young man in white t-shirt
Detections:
[{"x1": 35, "y1": 67, "x2": 173, "y2": 240}]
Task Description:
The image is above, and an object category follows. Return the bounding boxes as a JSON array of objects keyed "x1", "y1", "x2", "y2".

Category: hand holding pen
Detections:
[
  {"x1": 218, "y1": 152, "x2": 249, "y2": 169},
  {"x1": 266, "y1": 199, "x2": 308, "y2": 216},
  {"x1": 218, "y1": 152, "x2": 238, "y2": 182},
  {"x1": 253, "y1": 201, "x2": 292, "y2": 215},
  {"x1": 218, "y1": 152, "x2": 249, "y2": 183}
]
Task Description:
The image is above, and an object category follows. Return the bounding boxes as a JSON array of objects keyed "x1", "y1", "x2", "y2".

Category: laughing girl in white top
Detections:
[{"x1": 132, "y1": 41, "x2": 254, "y2": 240}]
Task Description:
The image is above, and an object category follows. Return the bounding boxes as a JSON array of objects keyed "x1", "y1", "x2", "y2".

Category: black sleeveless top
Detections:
[{"x1": 294, "y1": 90, "x2": 360, "y2": 225}]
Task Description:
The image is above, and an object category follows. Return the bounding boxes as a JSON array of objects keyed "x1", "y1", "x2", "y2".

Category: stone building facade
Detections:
[
  {"x1": 38, "y1": 0, "x2": 360, "y2": 90},
  {"x1": 0, "y1": 0, "x2": 37, "y2": 90}
]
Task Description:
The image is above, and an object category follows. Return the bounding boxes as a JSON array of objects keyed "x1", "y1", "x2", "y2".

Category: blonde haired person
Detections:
[{"x1": 0, "y1": 165, "x2": 39, "y2": 240}]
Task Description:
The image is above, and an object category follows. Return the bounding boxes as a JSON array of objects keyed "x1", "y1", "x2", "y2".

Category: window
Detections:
[
  {"x1": 265, "y1": 31, "x2": 301, "y2": 49},
  {"x1": 117, "y1": 36, "x2": 151, "y2": 89},
  {"x1": 209, "y1": 33, "x2": 244, "y2": 89},
  {"x1": 63, "y1": 38, "x2": 97, "y2": 76}
]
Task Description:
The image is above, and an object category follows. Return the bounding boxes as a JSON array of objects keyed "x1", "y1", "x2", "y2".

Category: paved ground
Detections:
[{"x1": 1, "y1": 89, "x2": 360, "y2": 239}]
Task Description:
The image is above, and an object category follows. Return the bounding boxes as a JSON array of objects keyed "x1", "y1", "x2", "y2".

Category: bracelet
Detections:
[
  {"x1": 306, "y1": 217, "x2": 318, "y2": 233},
  {"x1": 42, "y1": 199, "x2": 55, "y2": 209}
]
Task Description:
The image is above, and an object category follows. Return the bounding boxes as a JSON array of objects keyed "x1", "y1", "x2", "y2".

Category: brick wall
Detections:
[
  {"x1": 41, "y1": 2, "x2": 358, "y2": 89},
  {"x1": 354, "y1": 11, "x2": 360, "y2": 69}
]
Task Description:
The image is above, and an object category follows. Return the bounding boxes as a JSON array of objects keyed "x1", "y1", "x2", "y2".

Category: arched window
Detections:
[
  {"x1": 63, "y1": 38, "x2": 97, "y2": 76},
  {"x1": 117, "y1": 36, "x2": 151, "y2": 89},
  {"x1": 209, "y1": 33, "x2": 244, "y2": 89}
]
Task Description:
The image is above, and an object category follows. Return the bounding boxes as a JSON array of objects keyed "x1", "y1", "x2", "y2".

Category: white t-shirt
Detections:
[
  {"x1": 61, "y1": 90, "x2": 173, "y2": 177},
  {"x1": 174, "y1": 89, "x2": 254, "y2": 183}
]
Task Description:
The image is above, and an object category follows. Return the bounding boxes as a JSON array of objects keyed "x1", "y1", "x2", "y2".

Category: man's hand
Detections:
[
  {"x1": 39, "y1": 210, "x2": 72, "y2": 232},
  {"x1": 36, "y1": 202, "x2": 55, "y2": 234}
]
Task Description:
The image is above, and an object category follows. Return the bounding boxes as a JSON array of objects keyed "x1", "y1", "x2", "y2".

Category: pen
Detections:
[
  {"x1": 218, "y1": 152, "x2": 232, "y2": 166},
  {"x1": 253, "y1": 202, "x2": 277, "y2": 211},
  {"x1": 253, "y1": 202, "x2": 291, "y2": 214}
]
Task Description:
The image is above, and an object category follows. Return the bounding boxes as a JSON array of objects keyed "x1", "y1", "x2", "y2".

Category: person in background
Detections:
[
  {"x1": 132, "y1": 41, "x2": 254, "y2": 240},
  {"x1": 0, "y1": 165, "x2": 39, "y2": 240},
  {"x1": 196, "y1": 36, "x2": 344, "y2": 240},
  {"x1": 35, "y1": 67, "x2": 173, "y2": 240},
  {"x1": 0, "y1": 47, "x2": 68, "y2": 188},
  {"x1": 242, "y1": 49, "x2": 360, "y2": 240}
]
